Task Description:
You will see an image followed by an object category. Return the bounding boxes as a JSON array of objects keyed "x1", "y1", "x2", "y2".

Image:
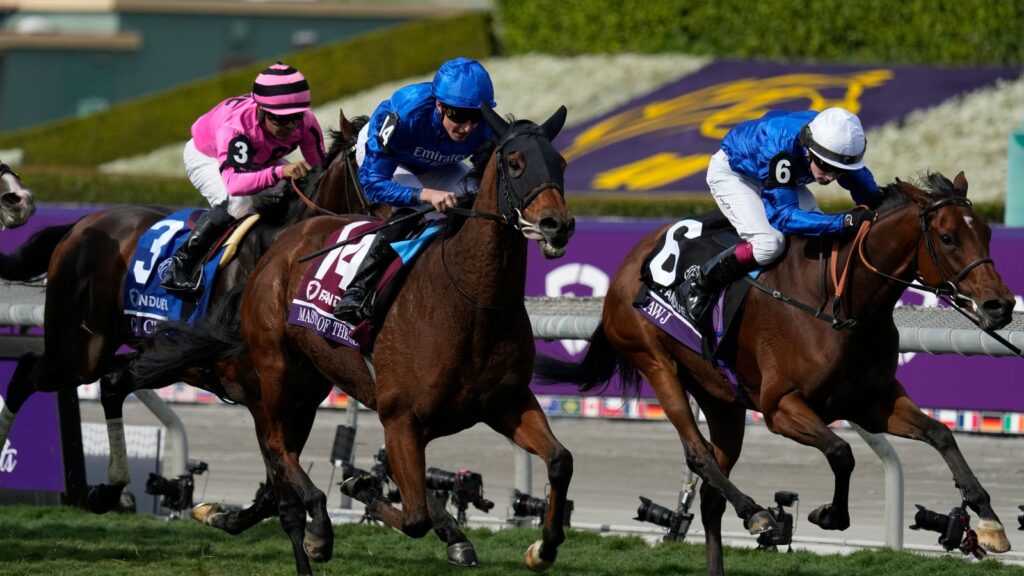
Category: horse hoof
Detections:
[
  {"x1": 191, "y1": 502, "x2": 227, "y2": 525},
  {"x1": 86, "y1": 483, "x2": 126, "y2": 515},
  {"x1": 303, "y1": 533, "x2": 333, "y2": 563},
  {"x1": 447, "y1": 542, "x2": 479, "y2": 567},
  {"x1": 524, "y1": 540, "x2": 553, "y2": 572},
  {"x1": 976, "y1": 520, "x2": 1011, "y2": 553},
  {"x1": 744, "y1": 510, "x2": 775, "y2": 535},
  {"x1": 807, "y1": 504, "x2": 850, "y2": 531}
]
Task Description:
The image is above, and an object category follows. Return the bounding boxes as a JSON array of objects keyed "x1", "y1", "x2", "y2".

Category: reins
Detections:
[{"x1": 289, "y1": 142, "x2": 364, "y2": 217}]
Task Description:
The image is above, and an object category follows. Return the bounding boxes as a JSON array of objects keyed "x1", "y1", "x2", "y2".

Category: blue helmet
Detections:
[{"x1": 431, "y1": 57, "x2": 496, "y2": 109}]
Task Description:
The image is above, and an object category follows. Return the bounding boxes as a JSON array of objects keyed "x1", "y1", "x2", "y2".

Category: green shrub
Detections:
[
  {"x1": 496, "y1": 0, "x2": 1023, "y2": 65},
  {"x1": 0, "y1": 12, "x2": 492, "y2": 167}
]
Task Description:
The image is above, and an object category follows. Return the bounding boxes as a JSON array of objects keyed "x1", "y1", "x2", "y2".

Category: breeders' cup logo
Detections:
[
  {"x1": 545, "y1": 263, "x2": 609, "y2": 355},
  {"x1": 0, "y1": 395, "x2": 16, "y2": 474}
]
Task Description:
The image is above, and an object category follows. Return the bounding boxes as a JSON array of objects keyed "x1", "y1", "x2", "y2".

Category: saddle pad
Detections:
[
  {"x1": 124, "y1": 208, "x2": 222, "y2": 337},
  {"x1": 287, "y1": 220, "x2": 384, "y2": 350}
]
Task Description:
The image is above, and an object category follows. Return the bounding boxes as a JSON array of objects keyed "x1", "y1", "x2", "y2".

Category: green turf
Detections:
[{"x1": 0, "y1": 505, "x2": 1021, "y2": 575}]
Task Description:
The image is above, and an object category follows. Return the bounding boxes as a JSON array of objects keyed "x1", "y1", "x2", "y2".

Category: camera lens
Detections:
[
  {"x1": 426, "y1": 467, "x2": 457, "y2": 491},
  {"x1": 512, "y1": 490, "x2": 548, "y2": 517},
  {"x1": 635, "y1": 497, "x2": 679, "y2": 529}
]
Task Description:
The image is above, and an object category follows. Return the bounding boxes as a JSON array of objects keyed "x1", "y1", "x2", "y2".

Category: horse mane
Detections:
[
  {"x1": 323, "y1": 115, "x2": 368, "y2": 169},
  {"x1": 876, "y1": 171, "x2": 956, "y2": 214}
]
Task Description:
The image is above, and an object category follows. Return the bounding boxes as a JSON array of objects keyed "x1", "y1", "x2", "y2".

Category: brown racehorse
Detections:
[
  {"x1": 0, "y1": 113, "x2": 376, "y2": 539},
  {"x1": 535, "y1": 172, "x2": 1015, "y2": 576},
  {"x1": 132, "y1": 104, "x2": 577, "y2": 572},
  {"x1": 0, "y1": 160, "x2": 36, "y2": 229}
]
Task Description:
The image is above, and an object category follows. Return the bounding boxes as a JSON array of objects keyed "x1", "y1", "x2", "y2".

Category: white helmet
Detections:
[{"x1": 800, "y1": 107, "x2": 866, "y2": 171}]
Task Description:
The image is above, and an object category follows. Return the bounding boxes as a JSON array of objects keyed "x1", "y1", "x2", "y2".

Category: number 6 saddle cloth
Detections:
[{"x1": 636, "y1": 209, "x2": 758, "y2": 374}]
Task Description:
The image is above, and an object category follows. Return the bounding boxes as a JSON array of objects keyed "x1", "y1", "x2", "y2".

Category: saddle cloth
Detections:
[
  {"x1": 124, "y1": 208, "x2": 252, "y2": 337},
  {"x1": 286, "y1": 219, "x2": 442, "y2": 351},
  {"x1": 635, "y1": 210, "x2": 758, "y2": 405}
]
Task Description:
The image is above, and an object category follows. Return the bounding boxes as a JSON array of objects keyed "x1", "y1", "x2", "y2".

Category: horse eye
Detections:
[
  {"x1": 508, "y1": 160, "x2": 521, "y2": 171},
  {"x1": 940, "y1": 233, "x2": 954, "y2": 246}
]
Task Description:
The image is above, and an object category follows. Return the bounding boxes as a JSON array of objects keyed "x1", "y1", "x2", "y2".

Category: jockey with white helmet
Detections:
[
  {"x1": 161, "y1": 62, "x2": 326, "y2": 295},
  {"x1": 681, "y1": 106, "x2": 881, "y2": 322},
  {"x1": 332, "y1": 56, "x2": 496, "y2": 324}
]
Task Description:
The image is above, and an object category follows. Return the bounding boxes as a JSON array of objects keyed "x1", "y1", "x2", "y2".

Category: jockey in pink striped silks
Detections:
[{"x1": 161, "y1": 62, "x2": 326, "y2": 295}]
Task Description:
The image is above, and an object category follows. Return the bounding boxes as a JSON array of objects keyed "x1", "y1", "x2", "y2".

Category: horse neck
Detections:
[
  {"x1": 443, "y1": 154, "x2": 528, "y2": 303},
  {"x1": 847, "y1": 204, "x2": 922, "y2": 319}
]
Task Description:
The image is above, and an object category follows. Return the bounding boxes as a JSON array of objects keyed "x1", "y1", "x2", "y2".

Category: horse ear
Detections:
[
  {"x1": 952, "y1": 171, "x2": 969, "y2": 197},
  {"x1": 338, "y1": 108, "x2": 356, "y2": 141},
  {"x1": 896, "y1": 179, "x2": 930, "y2": 207},
  {"x1": 540, "y1": 105, "x2": 568, "y2": 141},
  {"x1": 482, "y1": 103, "x2": 509, "y2": 139}
]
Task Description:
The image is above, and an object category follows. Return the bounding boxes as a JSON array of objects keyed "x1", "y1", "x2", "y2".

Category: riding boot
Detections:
[
  {"x1": 681, "y1": 244, "x2": 748, "y2": 323},
  {"x1": 332, "y1": 233, "x2": 394, "y2": 324},
  {"x1": 160, "y1": 203, "x2": 234, "y2": 295}
]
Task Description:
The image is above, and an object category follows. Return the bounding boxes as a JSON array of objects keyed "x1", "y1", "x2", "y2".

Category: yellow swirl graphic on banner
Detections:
[{"x1": 563, "y1": 70, "x2": 893, "y2": 191}]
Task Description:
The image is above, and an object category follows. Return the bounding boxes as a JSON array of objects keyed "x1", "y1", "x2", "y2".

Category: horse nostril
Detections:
[
  {"x1": 982, "y1": 299, "x2": 1014, "y2": 319},
  {"x1": 0, "y1": 192, "x2": 21, "y2": 208},
  {"x1": 539, "y1": 217, "x2": 562, "y2": 234}
]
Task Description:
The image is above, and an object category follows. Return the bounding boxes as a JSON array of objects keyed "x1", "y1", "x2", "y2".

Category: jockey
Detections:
[
  {"x1": 332, "y1": 56, "x2": 496, "y2": 324},
  {"x1": 682, "y1": 106, "x2": 881, "y2": 322},
  {"x1": 160, "y1": 62, "x2": 326, "y2": 295}
]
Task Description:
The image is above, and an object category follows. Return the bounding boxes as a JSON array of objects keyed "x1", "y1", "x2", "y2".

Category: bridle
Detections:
[{"x1": 441, "y1": 125, "x2": 567, "y2": 310}]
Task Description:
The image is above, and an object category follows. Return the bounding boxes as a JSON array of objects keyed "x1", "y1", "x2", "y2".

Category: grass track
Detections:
[{"x1": 0, "y1": 506, "x2": 1022, "y2": 575}]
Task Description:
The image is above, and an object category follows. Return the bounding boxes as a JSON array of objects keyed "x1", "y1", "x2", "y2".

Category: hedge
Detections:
[
  {"x1": 0, "y1": 11, "x2": 493, "y2": 167},
  {"x1": 495, "y1": 0, "x2": 1024, "y2": 66}
]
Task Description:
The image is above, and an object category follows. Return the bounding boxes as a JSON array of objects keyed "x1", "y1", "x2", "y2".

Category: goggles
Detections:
[
  {"x1": 265, "y1": 111, "x2": 304, "y2": 127},
  {"x1": 441, "y1": 104, "x2": 483, "y2": 124}
]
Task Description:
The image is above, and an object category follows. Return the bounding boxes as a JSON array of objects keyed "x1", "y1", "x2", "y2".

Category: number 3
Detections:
[{"x1": 232, "y1": 141, "x2": 249, "y2": 165}]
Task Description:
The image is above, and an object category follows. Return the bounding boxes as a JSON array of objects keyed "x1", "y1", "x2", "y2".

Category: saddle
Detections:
[
  {"x1": 636, "y1": 210, "x2": 755, "y2": 361},
  {"x1": 286, "y1": 218, "x2": 442, "y2": 352}
]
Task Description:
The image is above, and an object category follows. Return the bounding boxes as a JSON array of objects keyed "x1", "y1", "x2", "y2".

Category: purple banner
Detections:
[
  {"x1": 527, "y1": 220, "x2": 1024, "y2": 412},
  {"x1": 2, "y1": 206, "x2": 1022, "y2": 414},
  {"x1": 0, "y1": 362, "x2": 64, "y2": 492},
  {"x1": 556, "y1": 61, "x2": 1021, "y2": 194}
]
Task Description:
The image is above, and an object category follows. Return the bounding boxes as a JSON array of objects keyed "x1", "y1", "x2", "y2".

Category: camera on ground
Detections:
[
  {"x1": 145, "y1": 459, "x2": 208, "y2": 513},
  {"x1": 910, "y1": 503, "x2": 984, "y2": 557},
  {"x1": 756, "y1": 490, "x2": 798, "y2": 551},
  {"x1": 513, "y1": 489, "x2": 573, "y2": 526}
]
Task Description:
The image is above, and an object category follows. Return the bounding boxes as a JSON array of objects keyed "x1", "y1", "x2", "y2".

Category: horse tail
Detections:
[
  {"x1": 0, "y1": 223, "x2": 74, "y2": 281},
  {"x1": 533, "y1": 323, "x2": 644, "y2": 397},
  {"x1": 130, "y1": 285, "x2": 247, "y2": 389}
]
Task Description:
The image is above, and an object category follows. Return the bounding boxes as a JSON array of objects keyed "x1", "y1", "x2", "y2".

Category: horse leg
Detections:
[
  {"x1": 863, "y1": 392, "x2": 1009, "y2": 552},
  {"x1": 343, "y1": 414, "x2": 432, "y2": 538},
  {"x1": 425, "y1": 487, "x2": 479, "y2": 566},
  {"x1": 486, "y1": 392, "x2": 572, "y2": 572},
  {"x1": 0, "y1": 352, "x2": 40, "y2": 449},
  {"x1": 768, "y1": 392, "x2": 853, "y2": 531},
  {"x1": 692, "y1": 394, "x2": 747, "y2": 576},
  {"x1": 644, "y1": 365, "x2": 770, "y2": 534},
  {"x1": 193, "y1": 475, "x2": 279, "y2": 535},
  {"x1": 87, "y1": 361, "x2": 138, "y2": 514},
  {"x1": 254, "y1": 393, "x2": 334, "y2": 566}
]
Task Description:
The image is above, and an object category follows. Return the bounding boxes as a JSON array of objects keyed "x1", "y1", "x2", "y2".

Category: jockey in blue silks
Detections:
[
  {"x1": 682, "y1": 107, "x2": 882, "y2": 322},
  {"x1": 333, "y1": 57, "x2": 496, "y2": 324}
]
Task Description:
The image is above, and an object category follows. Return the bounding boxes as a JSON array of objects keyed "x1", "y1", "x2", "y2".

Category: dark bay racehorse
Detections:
[
  {"x1": 535, "y1": 173, "x2": 1015, "y2": 576},
  {"x1": 0, "y1": 160, "x2": 36, "y2": 229},
  {"x1": 132, "y1": 104, "x2": 576, "y2": 572},
  {"x1": 0, "y1": 112, "x2": 376, "y2": 518}
]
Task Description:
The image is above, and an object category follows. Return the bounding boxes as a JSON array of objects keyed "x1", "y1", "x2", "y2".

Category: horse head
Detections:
[
  {"x1": 896, "y1": 172, "x2": 1014, "y2": 331},
  {"x1": 0, "y1": 161, "x2": 36, "y2": 230},
  {"x1": 481, "y1": 104, "x2": 574, "y2": 258}
]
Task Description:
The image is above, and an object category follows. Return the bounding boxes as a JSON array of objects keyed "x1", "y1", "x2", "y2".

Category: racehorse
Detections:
[
  {"x1": 0, "y1": 112, "x2": 380, "y2": 554},
  {"x1": 535, "y1": 172, "x2": 1015, "y2": 576},
  {"x1": 0, "y1": 160, "x2": 37, "y2": 229},
  {"x1": 131, "y1": 104, "x2": 577, "y2": 573}
]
